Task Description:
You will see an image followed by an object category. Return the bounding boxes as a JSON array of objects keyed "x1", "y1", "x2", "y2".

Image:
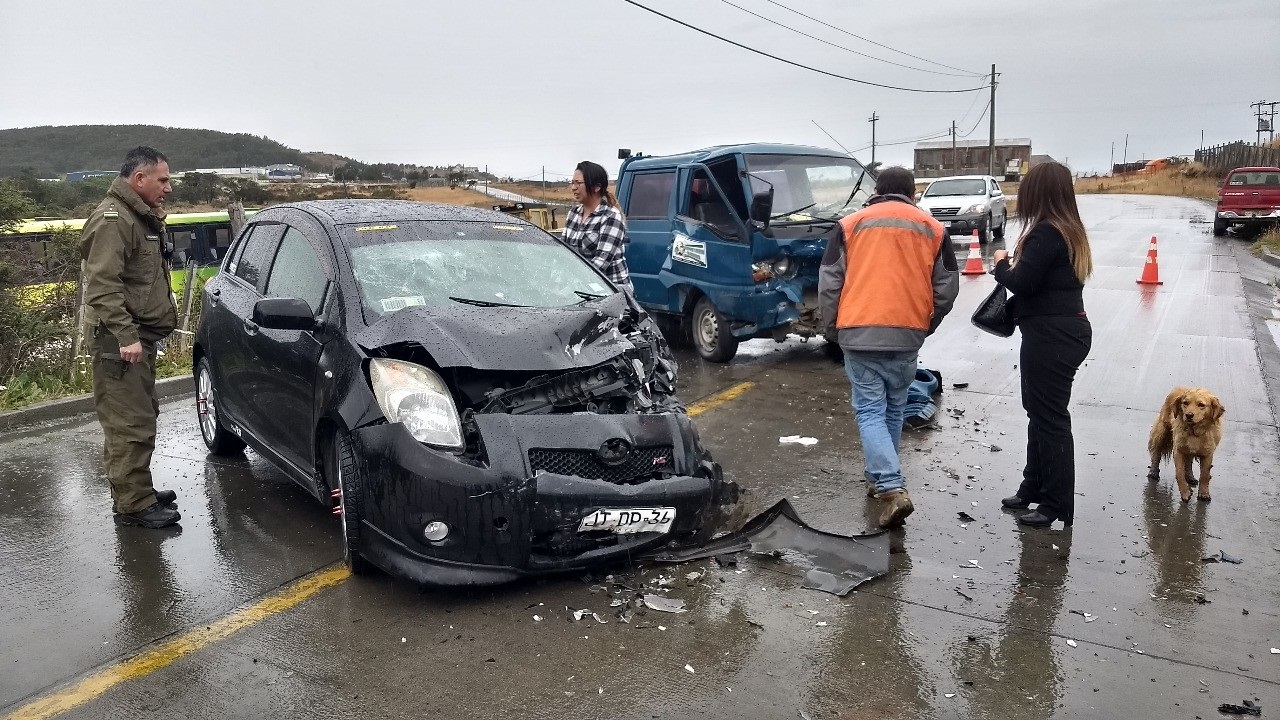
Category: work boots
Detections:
[
  {"x1": 874, "y1": 489, "x2": 914, "y2": 528},
  {"x1": 114, "y1": 501, "x2": 181, "y2": 529}
]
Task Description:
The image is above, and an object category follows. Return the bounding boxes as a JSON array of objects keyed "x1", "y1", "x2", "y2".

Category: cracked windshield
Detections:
[
  {"x1": 341, "y1": 221, "x2": 614, "y2": 319},
  {"x1": 745, "y1": 153, "x2": 875, "y2": 224}
]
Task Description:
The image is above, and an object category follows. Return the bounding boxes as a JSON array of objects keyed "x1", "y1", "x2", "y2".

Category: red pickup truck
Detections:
[{"x1": 1214, "y1": 166, "x2": 1280, "y2": 236}]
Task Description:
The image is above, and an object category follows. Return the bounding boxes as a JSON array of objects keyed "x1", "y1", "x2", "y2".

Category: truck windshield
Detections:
[{"x1": 744, "y1": 154, "x2": 874, "y2": 223}]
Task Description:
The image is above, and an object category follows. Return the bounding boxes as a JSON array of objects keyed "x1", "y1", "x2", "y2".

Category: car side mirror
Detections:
[
  {"x1": 748, "y1": 189, "x2": 774, "y2": 224},
  {"x1": 253, "y1": 297, "x2": 318, "y2": 331}
]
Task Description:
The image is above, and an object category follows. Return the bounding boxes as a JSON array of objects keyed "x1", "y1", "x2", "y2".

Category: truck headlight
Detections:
[
  {"x1": 752, "y1": 257, "x2": 797, "y2": 283},
  {"x1": 369, "y1": 357, "x2": 464, "y2": 450}
]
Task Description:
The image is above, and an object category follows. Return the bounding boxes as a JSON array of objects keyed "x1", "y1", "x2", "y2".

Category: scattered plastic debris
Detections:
[
  {"x1": 1203, "y1": 550, "x2": 1244, "y2": 564},
  {"x1": 944, "y1": 693, "x2": 956, "y2": 698},
  {"x1": 642, "y1": 595, "x2": 688, "y2": 614},
  {"x1": 684, "y1": 664, "x2": 696, "y2": 674},
  {"x1": 533, "y1": 615, "x2": 543, "y2": 622},
  {"x1": 955, "y1": 588, "x2": 973, "y2": 602},
  {"x1": 779, "y1": 435, "x2": 819, "y2": 446},
  {"x1": 1217, "y1": 700, "x2": 1262, "y2": 716},
  {"x1": 1271, "y1": 648, "x2": 1279, "y2": 654},
  {"x1": 1066, "y1": 639, "x2": 1078, "y2": 648},
  {"x1": 957, "y1": 511, "x2": 976, "y2": 523},
  {"x1": 952, "y1": 383, "x2": 969, "y2": 389}
]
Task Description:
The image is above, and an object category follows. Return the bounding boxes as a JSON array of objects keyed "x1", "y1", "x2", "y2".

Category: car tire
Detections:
[
  {"x1": 980, "y1": 214, "x2": 994, "y2": 244},
  {"x1": 691, "y1": 297, "x2": 739, "y2": 363},
  {"x1": 330, "y1": 430, "x2": 375, "y2": 576},
  {"x1": 1212, "y1": 218, "x2": 1227, "y2": 237},
  {"x1": 196, "y1": 356, "x2": 246, "y2": 455},
  {"x1": 993, "y1": 210, "x2": 1006, "y2": 239}
]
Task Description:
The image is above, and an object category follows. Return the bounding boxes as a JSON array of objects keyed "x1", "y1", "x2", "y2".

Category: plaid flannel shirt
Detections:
[{"x1": 563, "y1": 202, "x2": 632, "y2": 287}]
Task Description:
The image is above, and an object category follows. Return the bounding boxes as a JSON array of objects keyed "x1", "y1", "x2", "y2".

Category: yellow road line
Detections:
[
  {"x1": 6, "y1": 565, "x2": 350, "y2": 720},
  {"x1": 688, "y1": 381, "x2": 756, "y2": 417}
]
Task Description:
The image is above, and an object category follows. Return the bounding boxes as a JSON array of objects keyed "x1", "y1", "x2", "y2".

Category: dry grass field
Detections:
[
  {"x1": 1075, "y1": 166, "x2": 1220, "y2": 201},
  {"x1": 404, "y1": 185, "x2": 504, "y2": 209},
  {"x1": 492, "y1": 182, "x2": 577, "y2": 204}
]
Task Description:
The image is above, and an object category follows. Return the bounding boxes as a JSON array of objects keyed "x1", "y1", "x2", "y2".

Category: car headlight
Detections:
[
  {"x1": 752, "y1": 256, "x2": 798, "y2": 283},
  {"x1": 368, "y1": 357, "x2": 464, "y2": 450},
  {"x1": 964, "y1": 202, "x2": 987, "y2": 215}
]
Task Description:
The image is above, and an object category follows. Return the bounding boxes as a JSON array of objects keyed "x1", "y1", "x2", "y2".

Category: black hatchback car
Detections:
[{"x1": 193, "y1": 200, "x2": 736, "y2": 585}]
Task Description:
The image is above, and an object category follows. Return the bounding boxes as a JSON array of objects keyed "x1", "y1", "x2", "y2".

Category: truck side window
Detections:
[
  {"x1": 686, "y1": 171, "x2": 737, "y2": 235},
  {"x1": 626, "y1": 172, "x2": 676, "y2": 218}
]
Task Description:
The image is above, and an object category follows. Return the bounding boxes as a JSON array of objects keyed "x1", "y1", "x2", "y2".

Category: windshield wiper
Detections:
[
  {"x1": 832, "y1": 167, "x2": 870, "y2": 215},
  {"x1": 771, "y1": 202, "x2": 816, "y2": 220},
  {"x1": 573, "y1": 290, "x2": 607, "y2": 302},
  {"x1": 448, "y1": 295, "x2": 527, "y2": 308}
]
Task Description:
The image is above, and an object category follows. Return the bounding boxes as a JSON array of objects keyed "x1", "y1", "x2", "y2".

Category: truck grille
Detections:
[
  {"x1": 529, "y1": 446, "x2": 673, "y2": 485},
  {"x1": 930, "y1": 207, "x2": 960, "y2": 217}
]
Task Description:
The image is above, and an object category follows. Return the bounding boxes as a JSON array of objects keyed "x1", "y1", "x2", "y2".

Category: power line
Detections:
[
  {"x1": 760, "y1": 0, "x2": 985, "y2": 77},
  {"x1": 619, "y1": 0, "x2": 989, "y2": 94},
  {"x1": 810, "y1": 120, "x2": 852, "y2": 155},
  {"x1": 718, "y1": 0, "x2": 979, "y2": 78},
  {"x1": 957, "y1": 99, "x2": 991, "y2": 138}
]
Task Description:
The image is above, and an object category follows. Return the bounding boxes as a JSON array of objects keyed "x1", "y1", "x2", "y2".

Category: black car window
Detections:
[
  {"x1": 626, "y1": 171, "x2": 676, "y2": 218},
  {"x1": 264, "y1": 227, "x2": 330, "y2": 311},
  {"x1": 232, "y1": 223, "x2": 283, "y2": 293}
]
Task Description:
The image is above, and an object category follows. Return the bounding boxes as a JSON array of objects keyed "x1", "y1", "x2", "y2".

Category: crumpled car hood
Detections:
[{"x1": 355, "y1": 293, "x2": 645, "y2": 371}]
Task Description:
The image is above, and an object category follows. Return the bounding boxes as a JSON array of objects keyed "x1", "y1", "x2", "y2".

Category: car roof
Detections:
[
  {"x1": 927, "y1": 175, "x2": 993, "y2": 182},
  {"x1": 623, "y1": 143, "x2": 852, "y2": 171},
  {"x1": 254, "y1": 199, "x2": 530, "y2": 230},
  {"x1": 1228, "y1": 167, "x2": 1280, "y2": 173}
]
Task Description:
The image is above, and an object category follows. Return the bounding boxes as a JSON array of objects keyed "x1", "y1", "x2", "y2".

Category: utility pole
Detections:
[
  {"x1": 867, "y1": 111, "x2": 879, "y2": 165},
  {"x1": 1252, "y1": 101, "x2": 1267, "y2": 145},
  {"x1": 542, "y1": 165, "x2": 546, "y2": 197},
  {"x1": 1122, "y1": 133, "x2": 1129, "y2": 167},
  {"x1": 951, "y1": 120, "x2": 958, "y2": 173},
  {"x1": 1268, "y1": 102, "x2": 1279, "y2": 143},
  {"x1": 1110, "y1": 142, "x2": 1115, "y2": 174},
  {"x1": 987, "y1": 64, "x2": 997, "y2": 177}
]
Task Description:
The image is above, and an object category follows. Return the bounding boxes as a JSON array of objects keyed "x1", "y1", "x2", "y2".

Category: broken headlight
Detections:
[
  {"x1": 369, "y1": 358, "x2": 464, "y2": 451},
  {"x1": 751, "y1": 256, "x2": 797, "y2": 283}
]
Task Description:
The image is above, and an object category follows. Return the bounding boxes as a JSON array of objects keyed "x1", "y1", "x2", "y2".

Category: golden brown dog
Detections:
[{"x1": 1147, "y1": 387, "x2": 1225, "y2": 503}]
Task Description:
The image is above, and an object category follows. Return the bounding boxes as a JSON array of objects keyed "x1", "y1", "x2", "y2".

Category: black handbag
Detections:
[{"x1": 971, "y1": 285, "x2": 1016, "y2": 337}]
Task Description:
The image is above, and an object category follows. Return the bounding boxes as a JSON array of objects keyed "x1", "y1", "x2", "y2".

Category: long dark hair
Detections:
[
  {"x1": 1015, "y1": 161, "x2": 1092, "y2": 282},
  {"x1": 575, "y1": 160, "x2": 618, "y2": 209}
]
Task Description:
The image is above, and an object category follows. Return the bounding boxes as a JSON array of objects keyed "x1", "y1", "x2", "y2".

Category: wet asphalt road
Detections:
[{"x1": 2, "y1": 195, "x2": 1279, "y2": 719}]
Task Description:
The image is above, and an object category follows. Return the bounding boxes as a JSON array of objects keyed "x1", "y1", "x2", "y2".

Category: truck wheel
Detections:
[
  {"x1": 1212, "y1": 218, "x2": 1227, "y2": 237},
  {"x1": 196, "y1": 356, "x2": 246, "y2": 455},
  {"x1": 691, "y1": 297, "x2": 739, "y2": 363},
  {"x1": 328, "y1": 430, "x2": 375, "y2": 576}
]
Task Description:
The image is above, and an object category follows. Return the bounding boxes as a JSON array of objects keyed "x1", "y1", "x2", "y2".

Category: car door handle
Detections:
[{"x1": 242, "y1": 318, "x2": 258, "y2": 335}]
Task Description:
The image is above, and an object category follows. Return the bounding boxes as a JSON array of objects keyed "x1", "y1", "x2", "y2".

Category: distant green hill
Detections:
[{"x1": 0, "y1": 125, "x2": 332, "y2": 178}]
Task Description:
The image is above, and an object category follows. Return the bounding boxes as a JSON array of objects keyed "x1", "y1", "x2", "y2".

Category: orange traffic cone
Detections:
[
  {"x1": 961, "y1": 231, "x2": 986, "y2": 275},
  {"x1": 1136, "y1": 235, "x2": 1163, "y2": 285}
]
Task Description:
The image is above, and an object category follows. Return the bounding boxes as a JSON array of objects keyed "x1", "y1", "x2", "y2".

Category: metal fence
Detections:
[{"x1": 1195, "y1": 142, "x2": 1280, "y2": 174}]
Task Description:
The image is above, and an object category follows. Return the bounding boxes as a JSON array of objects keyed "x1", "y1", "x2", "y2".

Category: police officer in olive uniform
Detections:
[{"x1": 81, "y1": 147, "x2": 181, "y2": 528}]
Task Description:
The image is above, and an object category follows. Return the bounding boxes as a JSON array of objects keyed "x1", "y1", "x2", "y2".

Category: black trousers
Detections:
[{"x1": 1014, "y1": 315, "x2": 1092, "y2": 522}]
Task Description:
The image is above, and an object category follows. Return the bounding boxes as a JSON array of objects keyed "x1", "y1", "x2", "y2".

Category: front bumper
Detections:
[
  {"x1": 935, "y1": 213, "x2": 986, "y2": 236},
  {"x1": 349, "y1": 412, "x2": 736, "y2": 586}
]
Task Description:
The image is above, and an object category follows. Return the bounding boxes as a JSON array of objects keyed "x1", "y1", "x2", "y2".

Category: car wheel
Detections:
[
  {"x1": 1212, "y1": 218, "x2": 1227, "y2": 237},
  {"x1": 980, "y1": 214, "x2": 994, "y2": 244},
  {"x1": 330, "y1": 430, "x2": 375, "y2": 575},
  {"x1": 691, "y1": 297, "x2": 739, "y2": 363},
  {"x1": 196, "y1": 356, "x2": 246, "y2": 455},
  {"x1": 993, "y1": 210, "x2": 1006, "y2": 239}
]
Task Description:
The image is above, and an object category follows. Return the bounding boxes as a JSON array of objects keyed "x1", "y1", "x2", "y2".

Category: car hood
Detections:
[
  {"x1": 917, "y1": 194, "x2": 988, "y2": 210},
  {"x1": 355, "y1": 293, "x2": 649, "y2": 371}
]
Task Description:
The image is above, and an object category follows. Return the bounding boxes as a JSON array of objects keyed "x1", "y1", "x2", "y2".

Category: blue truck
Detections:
[{"x1": 615, "y1": 143, "x2": 877, "y2": 362}]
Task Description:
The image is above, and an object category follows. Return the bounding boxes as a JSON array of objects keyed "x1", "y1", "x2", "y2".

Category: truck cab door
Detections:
[
  {"x1": 617, "y1": 169, "x2": 678, "y2": 309},
  {"x1": 669, "y1": 164, "x2": 753, "y2": 294}
]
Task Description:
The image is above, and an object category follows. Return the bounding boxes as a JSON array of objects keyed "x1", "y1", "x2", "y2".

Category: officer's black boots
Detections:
[{"x1": 114, "y1": 501, "x2": 181, "y2": 529}]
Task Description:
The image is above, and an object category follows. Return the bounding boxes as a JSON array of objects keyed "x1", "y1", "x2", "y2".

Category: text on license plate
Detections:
[
  {"x1": 578, "y1": 507, "x2": 676, "y2": 534},
  {"x1": 941, "y1": 221, "x2": 951, "y2": 227}
]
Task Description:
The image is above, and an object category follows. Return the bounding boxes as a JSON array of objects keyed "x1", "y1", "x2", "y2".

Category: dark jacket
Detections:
[
  {"x1": 80, "y1": 178, "x2": 177, "y2": 345},
  {"x1": 992, "y1": 223, "x2": 1085, "y2": 318}
]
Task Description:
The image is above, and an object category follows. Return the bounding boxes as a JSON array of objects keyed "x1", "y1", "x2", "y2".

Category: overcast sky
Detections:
[{"x1": 2, "y1": 0, "x2": 1277, "y2": 180}]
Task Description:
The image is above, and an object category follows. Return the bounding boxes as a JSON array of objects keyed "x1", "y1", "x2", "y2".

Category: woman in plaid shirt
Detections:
[{"x1": 565, "y1": 160, "x2": 633, "y2": 290}]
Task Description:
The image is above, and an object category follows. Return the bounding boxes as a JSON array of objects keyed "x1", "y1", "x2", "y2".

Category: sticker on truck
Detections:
[{"x1": 672, "y1": 233, "x2": 708, "y2": 268}]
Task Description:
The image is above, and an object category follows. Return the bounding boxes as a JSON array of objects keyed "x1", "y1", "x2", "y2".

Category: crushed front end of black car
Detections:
[{"x1": 350, "y1": 293, "x2": 739, "y2": 586}]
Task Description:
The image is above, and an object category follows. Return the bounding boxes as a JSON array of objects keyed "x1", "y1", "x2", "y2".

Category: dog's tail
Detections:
[{"x1": 1148, "y1": 416, "x2": 1173, "y2": 463}]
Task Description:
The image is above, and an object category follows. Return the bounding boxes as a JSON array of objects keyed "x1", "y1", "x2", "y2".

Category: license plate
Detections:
[
  {"x1": 942, "y1": 221, "x2": 952, "y2": 227},
  {"x1": 578, "y1": 507, "x2": 676, "y2": 534}
]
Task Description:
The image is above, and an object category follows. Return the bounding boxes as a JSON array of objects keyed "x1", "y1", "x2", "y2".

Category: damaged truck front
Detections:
[
  {"x1": 615, "y1": 143, "x2": 877, "y2": 363},
  {"x1": 349, "y1": 293, "x2": 738, "y2": 585}
]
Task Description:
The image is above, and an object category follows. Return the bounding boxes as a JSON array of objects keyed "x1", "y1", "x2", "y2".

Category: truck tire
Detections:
[
  {"x1": 691, "y1": 297, "x2": 739, "y2": 363},
  {"x1": 1212, "y1": 218, "x2": 1227, "y2": 237}
]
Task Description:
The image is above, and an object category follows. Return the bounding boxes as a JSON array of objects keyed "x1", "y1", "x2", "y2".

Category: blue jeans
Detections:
[{"x1": 843, "y1": 349, "x2": 918, "y2": 494}]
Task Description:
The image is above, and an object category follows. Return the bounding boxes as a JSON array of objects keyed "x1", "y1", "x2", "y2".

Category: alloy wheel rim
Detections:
[{"x1": 197, "y1": 367, "x2": 217, "y2": 442}]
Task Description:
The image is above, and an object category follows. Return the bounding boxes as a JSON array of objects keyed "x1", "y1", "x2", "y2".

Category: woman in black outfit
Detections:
[{"x1": 991, "y1": 162, "x2": 1093, "y2": 528}]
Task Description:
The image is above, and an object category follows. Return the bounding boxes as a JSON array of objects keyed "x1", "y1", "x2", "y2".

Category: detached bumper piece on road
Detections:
[
  {"x1": 647, "y1": 498, "x2": 891, "y2": 596},
  {"x1": 351, "y1": 412, "x2": 738, "y2": 587}
]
